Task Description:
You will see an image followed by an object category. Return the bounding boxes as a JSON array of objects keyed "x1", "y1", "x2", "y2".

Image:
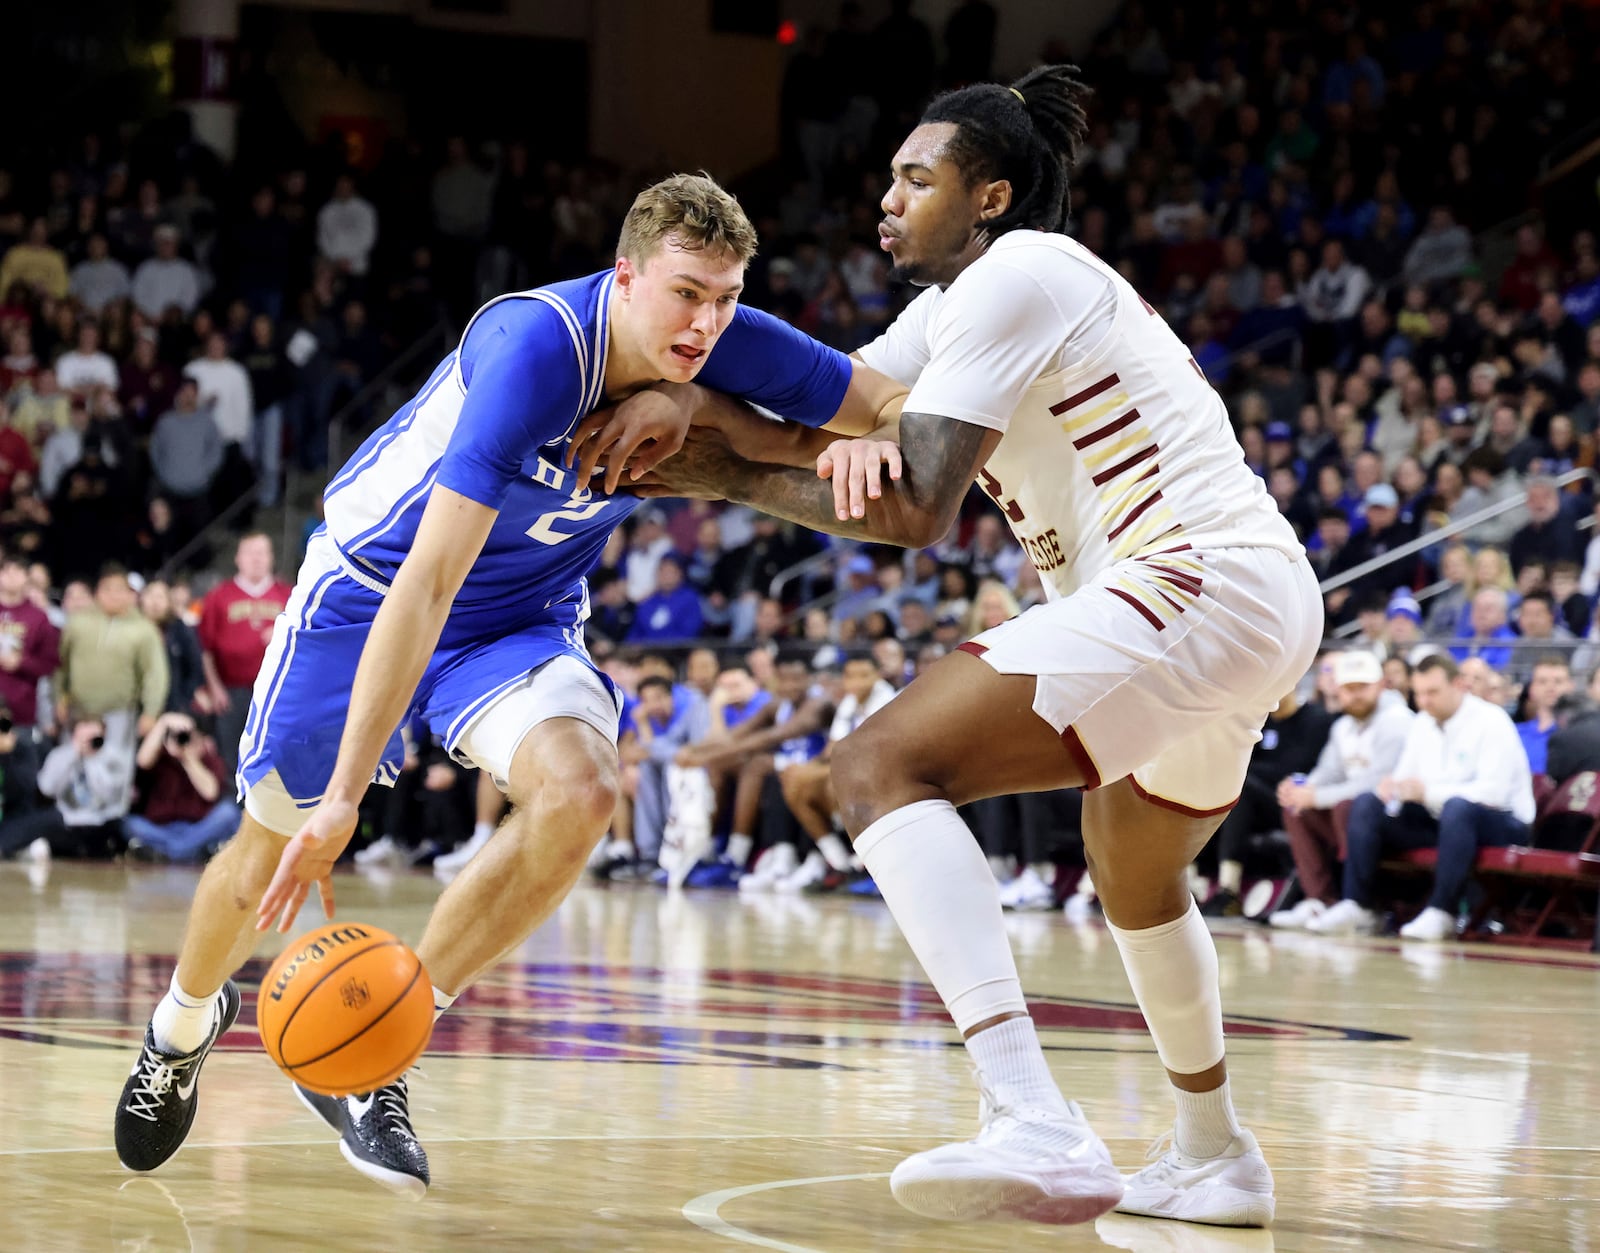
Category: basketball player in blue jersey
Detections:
[{"x1": 113, "y1": 175, "x2": 906, "y2": 1197}]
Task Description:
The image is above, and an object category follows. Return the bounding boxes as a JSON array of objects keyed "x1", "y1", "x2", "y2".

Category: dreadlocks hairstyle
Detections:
[{"x1": 919, "y1": 64, "x2": 1092, "y2": 235}]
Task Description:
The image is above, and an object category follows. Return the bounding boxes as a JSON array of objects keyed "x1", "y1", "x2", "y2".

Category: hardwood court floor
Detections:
[{"x1": 2, "y1": 861, "x2": 1597, "y2": 1252}]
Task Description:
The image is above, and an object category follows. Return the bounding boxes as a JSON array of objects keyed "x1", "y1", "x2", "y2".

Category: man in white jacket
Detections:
[
  {"x1": 1271, "y1": 649, "x2": 1413, "y2": 929},
  {"x1": 316, "y1": 174, "x2": 378, "y2": 279},
  {"x1": 1308, "y1": 652, "x2": 1534, "y2": 941}
]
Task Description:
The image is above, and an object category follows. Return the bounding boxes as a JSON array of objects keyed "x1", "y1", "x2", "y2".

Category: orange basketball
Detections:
[{"x1": 258, "y1": 923, "x2": 433, "y2": 1096}]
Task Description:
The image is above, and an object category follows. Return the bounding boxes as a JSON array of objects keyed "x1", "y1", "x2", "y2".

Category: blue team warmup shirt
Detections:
[{"x1": 238, "y1": 272, "x2": 850, "y2": 809}]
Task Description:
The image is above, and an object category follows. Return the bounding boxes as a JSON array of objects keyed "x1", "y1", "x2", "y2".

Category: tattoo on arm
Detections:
[{"x1": 705, "y1": 412, "x2": 997, "y2": 546}]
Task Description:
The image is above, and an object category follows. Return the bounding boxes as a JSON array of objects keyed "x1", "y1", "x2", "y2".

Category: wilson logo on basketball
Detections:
[
  {"x1": 266, "y1": 925, "x2": 373, "y2": 1002},
  {"x1": 339, "y1": 978, "x2": 371, "y2": 1010}
]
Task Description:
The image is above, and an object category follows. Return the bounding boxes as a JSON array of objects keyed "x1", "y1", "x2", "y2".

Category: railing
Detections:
[
  {"x1": 154, "y1": 487, "x2": 266, "y2": 582},
  {"x1": 1317, "y1": 467, "x2": 1598, "y2": 597},
  {"x1": 321, "y1": 321, "x2": 453, "y2": 473}
]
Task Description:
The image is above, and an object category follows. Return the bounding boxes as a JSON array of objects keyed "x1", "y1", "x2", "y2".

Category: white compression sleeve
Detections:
[{"x1": 1106, "y1": 899, "x2": 1226, "y2": 1075}]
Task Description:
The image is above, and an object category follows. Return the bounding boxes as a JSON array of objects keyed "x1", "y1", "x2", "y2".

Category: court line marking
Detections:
[{"x1": 682, "y1": 1172, "x2": 890, "y2": 1253}]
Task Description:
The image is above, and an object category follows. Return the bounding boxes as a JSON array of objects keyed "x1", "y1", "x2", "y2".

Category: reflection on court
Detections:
[{"x1": 3, "y1": 863, "x2": 1597, "y2": 1251}]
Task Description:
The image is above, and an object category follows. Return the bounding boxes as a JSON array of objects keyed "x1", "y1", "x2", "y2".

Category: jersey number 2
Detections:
[{"x1": 526, "y1": 499, "x2": 610, "y2": 545}]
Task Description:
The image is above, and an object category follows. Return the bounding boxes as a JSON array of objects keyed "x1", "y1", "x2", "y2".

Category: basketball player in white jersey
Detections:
[{"x1": 588, "y1": 65, "x2": 1321, "y2": 1228}]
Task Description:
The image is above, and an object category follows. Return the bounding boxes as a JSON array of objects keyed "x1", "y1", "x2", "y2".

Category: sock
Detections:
[
  {"x1": 726, "y1": 834, "x2": 753, "y2": 867},
  {"x1": 816, "y1": 832, "x2": 853, "y2": 871},
  {"x1": 1028, "y1": 862, "x2": 1056, "y2": 885},
  {"x1": 472, "y1": 821, "x2": 494, "y2": 844},
  {"x1": 432, "y1": 985, "x2": 457, "y2": 1023},
  {"x1": 1217, "y1": 860, "x2": 1243, "y2": 895},
  {"x1": 151, "y1": 971, "x2": 221, "y2": 1055},
  {"x1": 609, "y1": 838, "x2": 636, "y2": 860},
  {"x1": 1172, "y1": 1079, "x2": 1244, "y2": 1159},
  {"x1": 854, "y1": 799, "x2": 1028, "y2": 1033},
  {"x1": 963, "y1": 1014, "x2": 1069, "y2": 1115},
  {"x1": 1106, "y1": 899, "x2": 1227, "y2": 1075}
]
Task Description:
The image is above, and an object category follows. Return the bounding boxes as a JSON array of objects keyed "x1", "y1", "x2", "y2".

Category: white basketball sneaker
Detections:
[
  {"x1": 1116, "y1": 1129, "x2": 1275, "y2": 1227},
  {"x1": 1303, "y1": 898, "x2": 1378, "y2": 936},
  {"x1": 1267, "y1": 897, "x2": 1327, "y2": 930},
  {"x1": 890, "y1": 1086, "x2": 1124, "y2": 1224}
]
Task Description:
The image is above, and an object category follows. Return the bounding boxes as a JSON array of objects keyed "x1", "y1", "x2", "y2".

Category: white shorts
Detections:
[
  {"x1": 961, "y1": 546, "x2": 1323, "y2": 815},
  {"x1": 244, "y1": 654, "x2": 622, "y2": 836}
]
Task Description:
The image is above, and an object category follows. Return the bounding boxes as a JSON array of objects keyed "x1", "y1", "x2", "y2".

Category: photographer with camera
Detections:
[
  {"x1": 122, "y1": 712, "x2": 238, "y2": 862},
  {"x1": 0, "y1": 710, "x2": 132, "y2": 859}
]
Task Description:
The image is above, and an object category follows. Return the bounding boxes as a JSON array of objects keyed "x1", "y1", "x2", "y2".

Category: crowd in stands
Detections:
[{"x1": 2, "y1": 1, "x2": 1599, "y2": 940}]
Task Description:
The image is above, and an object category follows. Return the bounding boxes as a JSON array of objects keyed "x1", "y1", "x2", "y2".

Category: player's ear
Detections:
[
  {"x1": 614, "y1": 255, "x2": 636, "y2": 299},
  {"x1": 977, "y1": 179, "x2": 1012, "y2": 222}
]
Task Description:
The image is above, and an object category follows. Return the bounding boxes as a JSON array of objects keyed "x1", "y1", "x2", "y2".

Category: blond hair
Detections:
[
  {"x1": 965, "y1": 579, "x2": 1021, "y2": 637},
  {"x1": 616, "y1": 173, "x2": 758, "y2": 268}
]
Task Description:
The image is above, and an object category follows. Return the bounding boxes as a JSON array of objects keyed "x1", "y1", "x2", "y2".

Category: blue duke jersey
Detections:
[
  {"x1": 238, "y1": 271, "x2": 851, "y2": 822},
  {"x1": 322, "y1": 271, "x2": 850, "y2": 620}
]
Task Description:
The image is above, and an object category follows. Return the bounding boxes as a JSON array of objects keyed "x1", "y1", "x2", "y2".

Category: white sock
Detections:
[
  {"x1": 854, "y1": 799, "x2": 1028, "y2": 1033},
  {"x1": 151, "y1": 971, "x2": 221, "y2": 1055},
  {"x1": 1106, "y1": 899, "x2": 1226, "y2": 1076},
  {"x1": 1028, "y1": 862, "x2": 1056, "y2": 885},
  {"x1": 726, "y1": 834, "x2": 753, "y2": 867},
  {"x1": 432, "y1": 985, "x2": 457, "y2": 1023},
  {"x1": 472, "y1": 821, "x2": 494, "y2": 844},
  {"x1": 964, "y1": 1015, "x2": 1069, "y2": 1115},
  {"x1": 1217, "y1": 859, "x2": 1243, "y2": 895},
  {"x1": 609, "y1": 838, "x2": 636, "y2": 860},
  {"x1": 816, "y1": 832, "x2": 853, "y2": 871},
  {"x1": 1172, "y1": 1079, "x2": 1244, "y2": 1159}
]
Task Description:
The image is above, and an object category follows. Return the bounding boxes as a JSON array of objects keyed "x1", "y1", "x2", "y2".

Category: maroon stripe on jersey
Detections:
[
  {"x1": 1051, "y1": 372, "x2": 1122, "y2": 415},
  {"x1": 1189, "y1": 357, "x2": 1206, "y2": 380},
  {"x1": 956, "y1": 641, "x2": 989, "y2": 658},
  {"x1": 1071, "y1": 408, "x2": 1141, "y2": 450},
  {"x1": 1106, "y1": 489, "x2": 1164, "y2": 542},
  {"x1": 1153, "y1": 588, "x2": 1185, "y2": 613},
  {"x1": 1108, "y1": 586, "x2": 1164, "y2": 631},
  {"x1": 1061, "y1": 726, "x2": 1103, "y2": 790},
  {"x1": 1091, "y1": 444, "x2": 1159, "y2": 486},
  {"x1": 1146, "y1": 534, "x2": 1190, "y2": 554},
  {"x1": 1144, "y1": 564, "x2": 1205, "y2": 597},
  {"x1": 1130, "y1": 776, "x2": 1240, "y2": 818}
]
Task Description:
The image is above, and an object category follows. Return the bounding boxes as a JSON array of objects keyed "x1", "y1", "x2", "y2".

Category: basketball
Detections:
[{"x1": 257, "y1": 923, "x2": 433, "y2": 1096}]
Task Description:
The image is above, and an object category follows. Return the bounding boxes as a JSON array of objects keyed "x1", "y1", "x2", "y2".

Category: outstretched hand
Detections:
[
  {"x1": 565, "y1": 390, "x2": 692, "y2": 494},
  {"x1": 255, "y1": 798, "x2": 361, "y2": 934},
  {"x1": 817, "y1": 438, "x2": 902, "y2": 521}
]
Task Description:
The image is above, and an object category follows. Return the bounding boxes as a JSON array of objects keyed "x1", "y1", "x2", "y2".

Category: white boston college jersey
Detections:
[{"x1": 858, "y1": 232, "x2": 1302, "y2": 609}]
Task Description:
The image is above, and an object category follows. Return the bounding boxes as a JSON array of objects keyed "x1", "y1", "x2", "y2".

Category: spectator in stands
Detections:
[
  {"x1": 0, "y1": 710, "x2": 132, "y2": 860},
  {"x1": 0, "y1": 699, "x2": 42, "y2": 829},
  {"x1": 622, "y1": 507, "x2": 674, "y2": 602},
  {"x1": 139, "y1": 578, "x2": 205, "y2": 715},
  {"x1": 1201, "y1": 686, "x2": 1333, "y2": 917},
  {"x1": 1403, "y1": 206, "x2": 1474, "y2": 287},
  {"x1": 316, "y1": 173, "x2": 378, "y2": 281},
  {"x1": 149, "y1": 377, "x2": 223, "y2": 538},
  {"x1": 611, "y1": 671, "x2": 709, "y2": 876},
  {"x1": 1451, "y1": 588, "x2": 1517, "y2": 670},
  {"x1": 54, "y1": 321, "x2": 118, "y2": 396},
  {"x1": 1546, "y1": 693, "x2": 1600, "y2": 786},
  {"x1": 1383, "y1": 590, "x2": 1426, "y2": 660},
  {"x1": 1516, "y1": 655, "x2": 1573, "y2": 775},
  {"x1": 0, "y1": 219, "x2": 68, "y2": 299},
  {"x1": 0, "y1": 554, "x2": 58, "y2": 732},
  {"x1": 627, "y1": 554, "x2": 704, "y2": 644},
  {"x1": 1509, "y1": 477, "x2": 1583, "y2": 575},
  {"x1": 774, "y1": 653, "x2": 896, "y2": 893},
  {"x1": 1308, "y1": 654, "x2": 1535, "y2": 942},
  {"x1": 123, "y1": 711, "x2": 237, "y2": 861},
  {"x1": 118, "y1": 329, "x2": 177, "y2": 435},
  {"x1": 1382, "y1": 655, "x2": 1415, "y2": 708},
  {"x1": 69, "y1": 233, "x2": 130, "y2": 315},
  {"x1": 183, "y1": 329, "x2": 253, "y2": 457},
  {"x1": 55, "y1": 564, "x2": 168, "y2": 752},
  {"x1": 130, "y1": 225, "x2": 199, "y2": 320},
  {"x1": 198, "y1": 533, "x2": 291, "y2": 774}
]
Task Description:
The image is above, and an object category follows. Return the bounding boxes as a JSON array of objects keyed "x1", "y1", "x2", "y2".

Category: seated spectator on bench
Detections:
[
  {"x1": 1546, "y1": 692, "x2": 1600, "y2": 786},
  {"x1": 1308, "y1": 654, "x2": 1534, "y2": 942},
  {"x1": 1199, "y1": 687, "x2": 1333, "y2": 916},
  {"x1": 1516, "y1": 654, "x2": 1572, "y2": 774},
  {"x1": 1272, "y1": 650, "x2": 1414, "y2": 929},
  {"x1": 123, "y1": 712, "x2": 239, "y2": 862}
]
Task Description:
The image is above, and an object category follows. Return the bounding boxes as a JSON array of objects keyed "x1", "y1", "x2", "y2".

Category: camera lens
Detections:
[
  {"x1": 173, "y1": 730, "x2": 192, "y2": 746},
  {"x1": 89, "y1": 735, "x2": 105, "y2": 750},
  {"x1": 0, "y1": 717, "x2": 12, "y2": 734}
]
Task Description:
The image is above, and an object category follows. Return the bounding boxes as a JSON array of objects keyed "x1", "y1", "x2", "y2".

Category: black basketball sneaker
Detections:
[
  {"x1": 115, "y1": 980, "x2": 243, "y2": 1171},
  {"x1": 295, "y1": 1075, "x2": 430, "y2": 1199}
]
